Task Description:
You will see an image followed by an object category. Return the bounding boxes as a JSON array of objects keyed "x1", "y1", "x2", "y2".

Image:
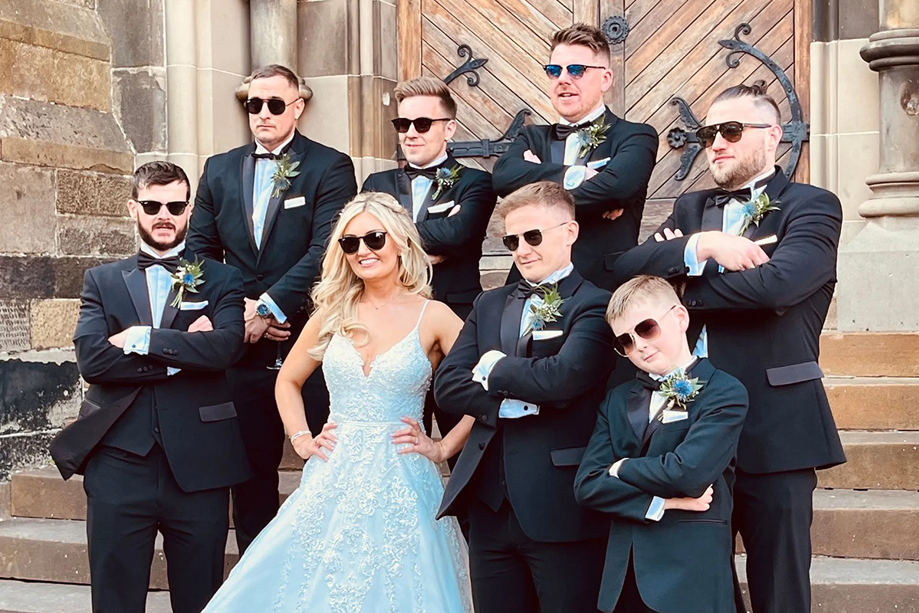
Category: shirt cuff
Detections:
[
  {"x1": 646, "y1": 496, "x2": 666, "y2": 521},
  {"x1": 167, "y1": 367, "x2": 181, "y2": 376},
  {"x1": 684, "y1": 234, "x2": 707, "y2": 277},
  {"x1": 471, "y1": 350, "x2": 506, "y2": 392},
  {"x1": 123, "y1": 326, "x2": 151, "y2": 355},
  {"x1": 608, "y1": 458, "x2": 626, "y2": 478},
  {"x1": 258, "y1": 293, "x2": 287, "y2": 324},
  {"x1": 563, "y1": 165, "x2": 586, "y2": 190},
  {"x1": 498, "y1": 398, "x2": 540, "y2": 419}
]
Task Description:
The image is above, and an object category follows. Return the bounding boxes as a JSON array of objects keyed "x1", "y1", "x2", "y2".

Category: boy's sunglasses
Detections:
[
  {"x1": 695, "y1": 121, "x2": 773, "y2": 148},
  {"x1": 244, "y1": 97, "x2": 296, "y2": 115},
  {"x1": 137, "y1": 200, "x2": 189, "y2": 216},
  {"x1": 543, "y1": 64, "x2": 606, "y2": 79},
  {"x1": 338, "y1": 231, "x2": 387, "y2": 255},
  {"x1": 613, "y1": 305, "x2": 678, "y2": 357},
  {"x1": 390, "y1": 117, "x2": 452, "y2": 134},
  {"x1": 502, "y1": 222, "x2": 567, "y2": 252}
]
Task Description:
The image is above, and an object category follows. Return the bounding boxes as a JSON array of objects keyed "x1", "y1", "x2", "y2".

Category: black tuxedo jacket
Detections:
[
  {"x1": 575, "y1": 359, "x2": 747, "y2": 613},
  {"x1": 434, "y1": 270, "x2": 615, "y2": 542},
  {"x1": 50, "y1": 253, "x2": 251, "y2": 493},
  {"x1": 361, "y1": 157, "x2": 496, "y2": 315},
  {"x1": 612, "y1": 169, "x2": 846, "y2": 473},
  {"x1": 187, "y1": 130, "x2": 357, "y2": 366},
  {"x1": 492, "y1": 108, "x2": 658, "y2": 290}
]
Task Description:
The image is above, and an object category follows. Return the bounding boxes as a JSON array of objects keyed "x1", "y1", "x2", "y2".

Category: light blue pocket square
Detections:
[{"x1": 179, "y1": 300, "x2": 208, "y2": 311}]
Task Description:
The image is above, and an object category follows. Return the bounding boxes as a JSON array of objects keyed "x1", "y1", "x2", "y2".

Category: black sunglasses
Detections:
[
  {"x1": 338, "y1": 231, "x2": 387, "y2": 255},
  {"x1": 391, "y1": 117, "x2": 453, "y2": 134},
  {"x1": 502, "y1": 222, "x2": 567, "y2": 252},
  {"x1": 244, "y1": 97, "x2": 297, "y2": 115},
  {"x1": 136, "y1": 200, "x2": 189, "y2": 216},
  {"x1": 613, "y1": 306, "x2": 677, "y2": 357},
  {"x1": 695, "y1": 121, "x2": 773, "y2": 148},
  {"x1": 543, "y1": 64, "x2": 607, "y2": 79}
]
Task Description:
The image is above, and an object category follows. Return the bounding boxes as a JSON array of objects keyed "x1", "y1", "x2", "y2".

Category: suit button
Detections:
[
  {"x1": 479, "y1": 415, "x2": 488, "y2": 422},
  {"x1": 478, "y1": 442, "x2": 486, "y2": 450},
  {"x1": 154, "y1": 427, "x2": 160, "y2": 433},
  {"x1": 137, "y1": 367, "x2": 144, "y2": 372},
  {"x1": 501, "y1": 391, "x2": 510, "y2": 398},
  {"x1": 162, "y1": 348, "x2": 169, "y2": 354},
  {"x1": 500, "y1": 480, "x2": 506, "y2": 488},
  {"x1": 257, "y1": 274, "x2": 265, "y2": 281},
  {"x1": 667, "y1": 266, "x2": 679, "y2": 275}
]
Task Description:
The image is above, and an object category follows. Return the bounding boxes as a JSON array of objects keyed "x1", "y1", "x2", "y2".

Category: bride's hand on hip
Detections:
[
  {"x1": 293, "y1": 422, "x2": 337, "y2": 462},
  {"x1": 392, "y1": 416, "x2": 443, "y2": 463}
]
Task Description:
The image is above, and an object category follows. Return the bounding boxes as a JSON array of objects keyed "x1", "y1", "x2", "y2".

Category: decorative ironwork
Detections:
[
  {"x1": 601, "y1": 16, "x2": 630, "y2": 45},
  {"x1": 666, "y1": 22, "x2": 810, "y2": 180},
  {"x1": 443, "y1": 44, "x2": 488, "y2": 87},
  {"x1": 448, "y1": 109, "x2": 532, "y2": 159}
]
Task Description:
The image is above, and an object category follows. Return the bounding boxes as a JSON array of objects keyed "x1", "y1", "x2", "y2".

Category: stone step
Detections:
[
  {"x1": 819, "y1": 431, "x2": 919, "y2": 490},
  {"x1": 0, "y1": 579, "x2": 171, "y2": 613},
  {"x1": 736, "y1": 555, "x2": 919, "y2": 613},
  {"x1": 825, "y1": 377, "x2": 919, "y2": 430},
  {"x1": 820, "y1": 332, "x2": 919, "y2": 378}
]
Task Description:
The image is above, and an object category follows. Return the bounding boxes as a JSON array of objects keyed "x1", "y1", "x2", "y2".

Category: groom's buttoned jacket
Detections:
[
  {"x1": 611, "y1": 170, "x2": 846, "y2": 474},
  {"x1": 187, "y1": 130, "x2": 357, "y2": 367},
  {"x1": 435, "y1": 270, "x2": 615, "y2": 542},
  {"x1": 50, "y1": 253, "x2": 251, "y2": 492},
  {"x1": 574, "y1": 359, "x2": 748, "y2": 613}
]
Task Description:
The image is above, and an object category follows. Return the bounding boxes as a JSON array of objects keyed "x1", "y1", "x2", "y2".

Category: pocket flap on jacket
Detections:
[
  {"x1": 550, "y1": 446, "x2": 586, "y2": 467},
  {"x1": 766, "y1": 361, "x2": 824, "y2": 386},
  {"x1": 603, "y1": 251, "x2": 625, "y2": 271},
  {"x1": 199, "y1": 401, "x2": 237, "y2": 422}
]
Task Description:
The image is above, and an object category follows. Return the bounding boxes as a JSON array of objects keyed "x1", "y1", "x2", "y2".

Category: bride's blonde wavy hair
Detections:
[{"x1": 308, "y1": 192, "x2": 432, "y2": 360}]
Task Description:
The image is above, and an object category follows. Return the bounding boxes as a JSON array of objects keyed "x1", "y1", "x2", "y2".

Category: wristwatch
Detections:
[{"x1": 256, "y1": 302, "x2": 272, "y2": 319}]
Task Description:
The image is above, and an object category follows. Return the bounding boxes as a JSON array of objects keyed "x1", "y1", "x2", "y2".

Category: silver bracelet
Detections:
[{"x1": 289, "y1": 430, "x2": 310, "y2": 443}]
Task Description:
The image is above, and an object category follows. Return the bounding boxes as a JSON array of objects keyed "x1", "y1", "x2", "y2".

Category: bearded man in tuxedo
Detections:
[{"x1": 187, "y1": 64, "x2": 357, "y2": 553}]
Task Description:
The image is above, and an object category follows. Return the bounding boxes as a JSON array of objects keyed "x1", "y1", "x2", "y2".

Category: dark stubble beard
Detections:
[
  {"x1": 138, "y1": 220, "x2": 187, "y2": 252},
  {"x1": 711, "y1": 145, "x2": 768, "y2": 190}
]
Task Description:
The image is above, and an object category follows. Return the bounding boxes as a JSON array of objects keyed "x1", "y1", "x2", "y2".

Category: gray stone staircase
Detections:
[{"x1": 1, "y1": 332, "x2": 918, "y2": 612}]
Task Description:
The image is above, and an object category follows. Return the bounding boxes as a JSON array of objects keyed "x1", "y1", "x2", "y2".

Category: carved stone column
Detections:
[
  {"x1": 837, "y1": 0, "x2": 919, "y2": 331},
  {"x1": 238, "y1": 0, "x2": 311, "y2": 102}
]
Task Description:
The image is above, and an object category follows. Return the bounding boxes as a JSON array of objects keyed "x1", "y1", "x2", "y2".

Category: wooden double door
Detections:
[{"x1": 398, "y1": 0, "x2": 810, "y2": 235}]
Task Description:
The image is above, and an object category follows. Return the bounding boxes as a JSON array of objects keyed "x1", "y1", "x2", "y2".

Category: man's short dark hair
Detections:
[
  {"x1": 249, "y1": 64, "x2": 301, "y2": 91},
  {"x1": 550, "y1": 23, "x2": 611, "y2": 60},
  {"x1": 712, "y1": 83, "x2": 782, "y2": 124},
  {"x1": 132, "y1": 161, "x2": 190, "y2": 201},
  {"x1": 497, "y1": 181, "x2": 575, "y2": 220}
]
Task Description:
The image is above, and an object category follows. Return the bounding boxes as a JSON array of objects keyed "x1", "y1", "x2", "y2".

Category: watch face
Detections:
[{"x1": 257, "y1": 304, "x2": 270, "y2": 317}]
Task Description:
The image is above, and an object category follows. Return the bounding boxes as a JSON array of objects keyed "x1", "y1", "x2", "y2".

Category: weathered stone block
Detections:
[
  {"x1": 0, "y1": 162, "x2": 56, "y2": 255},
  {"x1": 95, "y1": 0, "x2": 164, "y2": 68},
  {"x1": 30, "y1": 300, "x2": 80, "y2": 350},
  {"x1": 58, "y1": 216, "x2": 135, "y2": 257},
  {"x1": 0, "y1": 256, "x2": 109, "y2": 300},
  {"x1": 0, "y1": 0, "x2": 109, "y2": 61},
  {"x1": 0, "y1": 97, "x2": 133, "y2": 174},
  {"x1": 0, "y1": 432, "x2": 56, "y2": 482},
  {"x1": 52, "y1": 256, "x2": 110, "y2": 299},
  {"x1": 821, "y1": 332, "x2": 919, "y2": 377},
  {"x1": 112, "y1": 68, "x2": 167, "y2": 153},
  {"x1": 0, "y1": 39, "x2": 110, "y2": 111},
  {"x1": 0, "y1": 301, "x2": 30, "y2": 352},
  {"x1": 0, "y1": 357, "x2": 80, "y2": 433},
  {"x1": 56, "y1": 170, "x2": 132, "y2": 217}
]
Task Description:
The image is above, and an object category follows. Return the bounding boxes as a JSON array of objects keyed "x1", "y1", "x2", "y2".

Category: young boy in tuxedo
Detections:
[{"x1": 575, "y1": 275, "x2": 748, "y2": 613}]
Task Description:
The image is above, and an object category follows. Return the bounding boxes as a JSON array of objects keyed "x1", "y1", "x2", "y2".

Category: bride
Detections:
[{"x1": 202, "y1": 193, "x2": 474, "y2": 612}]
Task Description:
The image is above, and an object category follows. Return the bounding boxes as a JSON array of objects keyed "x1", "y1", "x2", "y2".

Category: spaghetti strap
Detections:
[{"x1": 415, "y1": 300, "x2": 431, "y2": 329}]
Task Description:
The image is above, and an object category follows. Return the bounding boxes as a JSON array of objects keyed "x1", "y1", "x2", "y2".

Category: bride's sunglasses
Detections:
[
  {"x1": 338, "y1": 231, "x2": 387, "y2": 254},
  {"x1": 613, "y1": 305, "x2": 677, "y2": 357}
]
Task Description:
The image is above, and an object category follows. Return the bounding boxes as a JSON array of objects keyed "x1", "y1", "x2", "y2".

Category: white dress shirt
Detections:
[
  {"x1": 407, "y1": 153, "x2": 448, "y2": 222},
  {"x1": 560, "y1": 104, "x2": 607, "y2": 190}
]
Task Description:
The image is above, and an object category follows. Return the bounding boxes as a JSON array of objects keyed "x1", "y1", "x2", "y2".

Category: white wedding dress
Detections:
[{"x1": 202, "y1": 302, "x2": 472, "y2": 612}]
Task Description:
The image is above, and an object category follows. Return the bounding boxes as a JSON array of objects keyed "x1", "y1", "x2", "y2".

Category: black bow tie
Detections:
[
  {"x1": 551, "y1": 121, "x2": 591, "y2": 141},
  {"x1": 636, "y1": 371, "x2": 662, "y2": 392},
  {"x1": 137, "y1": 251, "x2": 181, "y2": 274},
  {"x1": 252, "y1": 152, "x2": 280, "y2": 161},
  {"x1": 515, "y1": 280, "x2": 551, "y2": 300},
  {"x1": 404, "y1": 165, "x2": 442, "y2": 181},
  {"x1": 711, "y1": 188, "x2": 754, "y2": 208}
]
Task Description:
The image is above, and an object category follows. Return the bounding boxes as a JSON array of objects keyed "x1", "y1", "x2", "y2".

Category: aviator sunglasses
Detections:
[
  {"x1": 695, "y1": 121, "x2": 773, "y2": 148},
  {"x1": 502, "y1": 222, "x2": 568, "y2": 252},
  {"x1": 338, "y1": 231, "x2": 388, "y2": 255},
  {"x1": 613, "y1": 305, "x2": 678, "y2": 357},
  {"x1": 543, "y1": 64, "x2": 606, "y2": 79},
  {"x1": 244, "y1": 97, "x2": 297, "y2": 115},
  {"x1": 136, "y1": 200, "x2": 189, "y2": 216},
  {"x1": 391, "y1": 117, "x2": 452, "y2": 134}
]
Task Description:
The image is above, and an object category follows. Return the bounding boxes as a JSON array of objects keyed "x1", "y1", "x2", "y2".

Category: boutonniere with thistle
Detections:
[
  {"x1": 170, "y1": 258, "x2": 205, "y2": 307},
  {"x1": 271, "y1": 153, "x2": 301, "y2": 198},
  {"x1": 432, "y1": 165, "x2": 462, "y2": 200},
  {"x1": 738, "y1": 192, "x2": 780, "y2": 235},
  {"x1": 525, "y1": 284, "x2": 564, "y2": 334},
  {"x1": 576, "y1": 118, "x2": 611, "y2": 159},
  {"x1": 658, "y1": 370, "x2": 704, "y2": 413}
]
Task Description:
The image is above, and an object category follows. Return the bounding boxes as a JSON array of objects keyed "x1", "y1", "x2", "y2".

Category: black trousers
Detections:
[
  {"x1": 467, "y1": 499, "x2": 605, "y2": 613},
  {"x1": 228, "y1": 364, "x2": 329, "y2": 554},
  {"x1": 83, "y1": 445, "x2": 229, "y2": 613},
  {"x1": 732, "y1": 468, "x2": 817, "y2": 613},
  {"x1": 613, "y1": 554, "x2": 659, "y2": 613}
]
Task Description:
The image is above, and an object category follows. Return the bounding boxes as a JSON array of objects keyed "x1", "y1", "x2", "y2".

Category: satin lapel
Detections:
[
  {"x1": 395, "y1": 170, "x2": 413, "y2": 217},
  {"x1": 258, "y1": 149, "x2": 304, "y2": 258},
  {"x1": 240, "y1": 150, "x2": 258, "y2": 255},
  {"x1": 549, "y1": 138, "x2": 565, "y2": 165},
  {"x1": 122, "y1": 264, "x2": 153, "y2": 326},
  {"x1": 744, "y1": 167, "x2": 790, "y2": 239},
  {"x1": 500, "y1": 291, "x2": 526, "y2": 357},
  {"x1": 415, "y1": 179, "x2": 437, "y2": 222},
  {"x1": 516, "y1": 331, "x2": 532, "y2": 358},
  {"x1": 160, "y1": 288, "x2": 180, "y2": 330},
  {"x1": 626, "y1": 387, "x2": 650, "y2": 443},
  {"x1": 641, "y1": 409, "x2": 665, "y2": 449}
]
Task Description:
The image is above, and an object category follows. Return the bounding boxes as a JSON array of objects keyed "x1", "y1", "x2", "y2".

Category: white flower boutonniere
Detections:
[
  {"x1": 170, "y1": 258, "x2": 205, "y2": 307},
  {"x1": 271, "y1": 154, "x2": 301, "y2": 198},
  {"x1": 738, "y1": 192, "x2": 780, "y2": 235},
  {"x1": 576, "y1": 118, "x2": 611, "y2": 159},
  {"x1": 526, "y1": 284, "x2": 564, "y2": 334},
  {"x1": 432, "y1": 165, "x2": 462, "y2": 200},
  {"x1": 658, "y1": 370, "x2": 703, "y2": 413}
]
